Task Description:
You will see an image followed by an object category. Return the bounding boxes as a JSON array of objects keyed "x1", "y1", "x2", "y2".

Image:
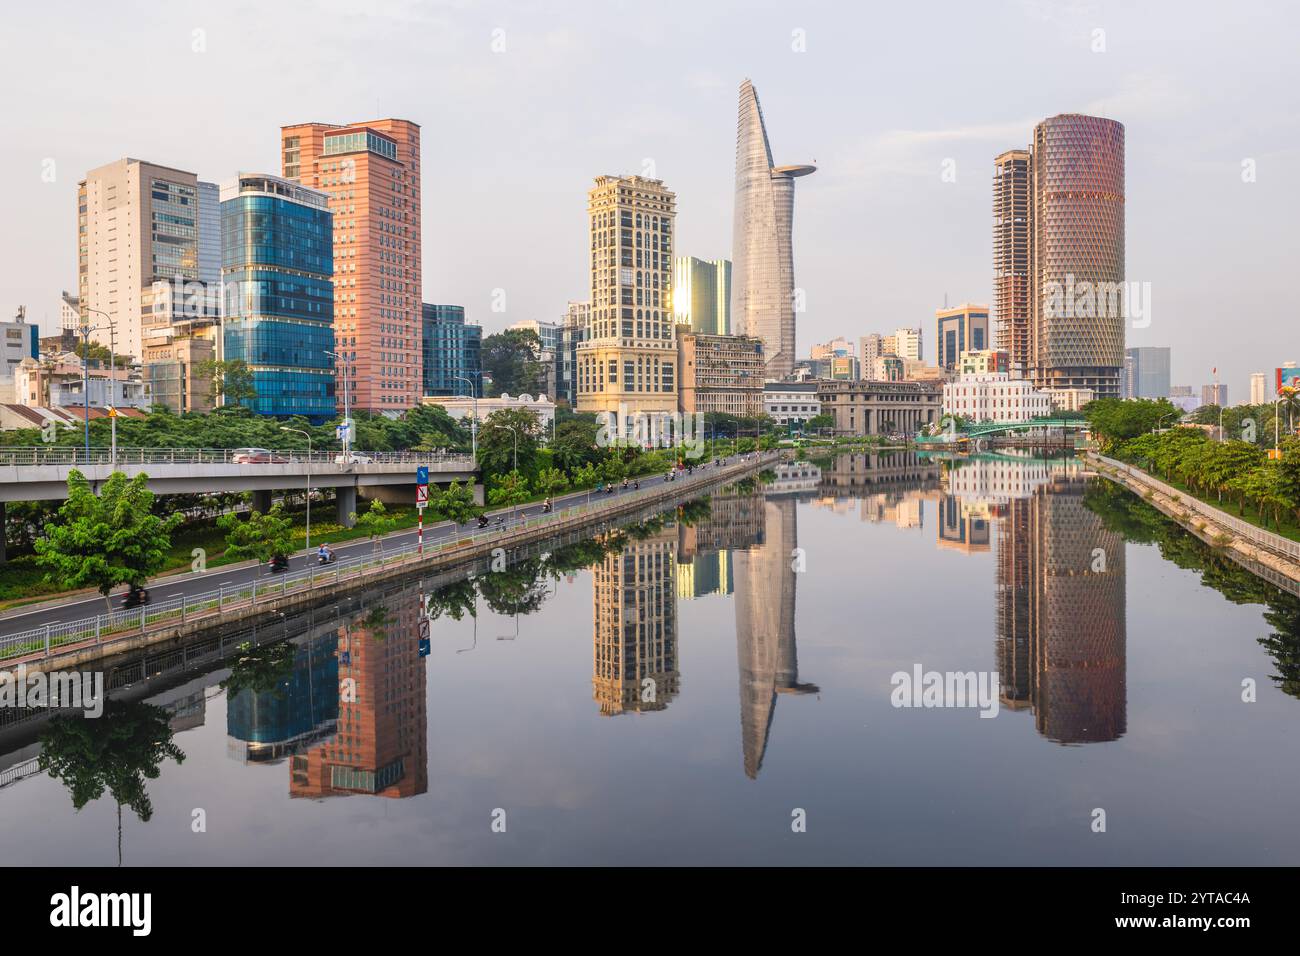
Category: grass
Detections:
[{"x1": 1125, "y1": 463, "x2": 1300, "y2": 544}]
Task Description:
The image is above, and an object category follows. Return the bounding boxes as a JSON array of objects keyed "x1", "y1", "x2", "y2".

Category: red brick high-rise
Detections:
[{"x1": 281, "y1": 119, "x2": 422, "y2": 413}]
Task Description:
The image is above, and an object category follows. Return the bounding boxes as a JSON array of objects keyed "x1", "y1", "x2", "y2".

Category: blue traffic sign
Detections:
[{"x1": 416, "y1": 466, "x2": 429, "y2": 485}]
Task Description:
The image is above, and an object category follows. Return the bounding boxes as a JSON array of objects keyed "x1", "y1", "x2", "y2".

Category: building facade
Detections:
[
  {"x1": 576, "y1": 175, "x2": 678, "y2": 438},
  {"x1": 220, "y1": 173, "x2": 335, "y2": 422},
  {"x1": 141, "y1": 278, "x2": 221, "y2": 413},
  {"x1": 420, "y1": 304, "x2": 481, "y2": 397},
  {"x1": 78, "y1": 158, "x2": 202, "y2": 361},
  {"x1": 672, "y1": 256, "x2": 731, "y2": 334},
  {"x1": 943, "y1": 372, "x2": 1053, "y2": 423},
  {"x1": 557, "y1": 301, "x2": 589, "y2": 407},
  {"x1": 884, "y1": 327, "x2": 922, "y2": 363},
  {"x1": 936, "y1": 304, "x2": 990, "y2": 371},
  {"x1": 677, "y1": 330, "x2": 764, "y2": 417},
  {"x1": 1122, "y1": 346, "x2": 1171, "y2": 399},
  {"x1": 1250, "y1": 372, "x2": 1268, "y2": 405},
  {"x1": 817, "y1": 380, "x2": 942, "y2": 436},
  {"x1": 993, "y1": 149, "x2": 1032, "y2": 375},
  {"x1": 763, "y1": 381, "x2": 821, "y2": 430},
  {"x1": 959, "y1": 349, "x2": 1010, "y2": 376},
  {"x1": 730, "y1": 79, "x2": 815, "y2": 380},
  {"x1": 1202, "y1": 383, "x2": 1228, "y2": 407},
  {"x1": 281, "y1": 119, "x2": 422, "y2": 413},
  {"x1": 1029, "y1": 114, "x2": 1126, "y2": 398}
]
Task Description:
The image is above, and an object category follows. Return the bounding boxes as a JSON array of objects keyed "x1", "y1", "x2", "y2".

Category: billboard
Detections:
[{"x1": 1277, "y1": 367, "x2": 1300, "y2": 394}]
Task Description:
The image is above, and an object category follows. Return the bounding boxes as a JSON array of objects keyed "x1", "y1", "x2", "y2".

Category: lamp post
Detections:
[
  {"x1": 325, "y1": 350, "x2": 351, "y2": 459},
  {"x1": 81, "y1": 306, "x2": 118, "y2": 408},
  {"x1": 491, "y1": 423, "x2": 519, "y2": 523},
  {"x1": 281, "y1": 427, "x2": 311, "y2": 560},
  {"x1": 75, "y1": 320, "x2": 110, "y2": 460},
  {"x1": 453, "y1": 373, "x2": 478, "y2": 461}
]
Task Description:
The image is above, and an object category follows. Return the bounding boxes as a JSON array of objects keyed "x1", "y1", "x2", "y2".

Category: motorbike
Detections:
[
  {"x1": 122, "y1": 585, "x2": 150, "y2": 609},
  {"x1": 542, "y1": 500, "x2": 552, "y2": 513},
  {"x1": 317, "y1": 550, "x2": 336, "y2": 566},
  {"x1": 477, "y1": 514, "x2": 490, "y2": 529},
  {"x1": 268, "y1": 554, "x2": 290, "y2": 574}
]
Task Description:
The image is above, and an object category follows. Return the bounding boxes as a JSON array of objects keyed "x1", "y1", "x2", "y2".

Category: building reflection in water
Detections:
[
  {"x1": 591, "y1": 524, "x2": 681, "y2": 716},
  {"x1": 226, "y1": 589, "x2": 429, "y2": 798},
  {"x1": 731, "y1": 464, "x2": 820, "y2": 778},
  {"x1": 948, "y1": 454, "x2": 1127, "y2": 743}
]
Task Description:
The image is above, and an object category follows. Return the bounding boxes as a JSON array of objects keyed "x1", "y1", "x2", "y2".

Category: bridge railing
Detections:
[
  {"x1": 0, "y1": 453, "x2": 774, "y2": 665},
  {"x1": 0, "y1": 447, "x2": 474, "y2": 468},
  {"x1": 1092, "y1": 453, "x2": 1300, "y2": 564}
]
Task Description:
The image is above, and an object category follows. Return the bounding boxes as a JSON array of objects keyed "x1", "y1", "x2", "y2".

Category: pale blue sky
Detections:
[{"x1": 1, "y1": 0, "x2": 1295, "y2": 400}]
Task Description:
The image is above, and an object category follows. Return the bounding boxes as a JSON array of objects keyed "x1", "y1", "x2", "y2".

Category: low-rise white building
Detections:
[
  {"x1": 942, "y1": 373, "x2": 1052, "y2": 423},
  {"x1": 423, "y1": 391, "x2": 555, "y2": 430},
  {"x1": 763, "y1": 382, "x2": 821, "y2": 428}
]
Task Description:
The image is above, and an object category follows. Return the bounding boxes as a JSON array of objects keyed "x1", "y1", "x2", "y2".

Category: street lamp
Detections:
[
  {"x1": 281, "y1": 427, "x2": 311, "y2": 561},
  {"x1": 491, "y1": 423, "x2": 519, "y2": 523},
  {"x1": 325, "y1": 350, "x2": 351, "y2": 459},
  {"x1": 453, "y1": 373, "x2": 478, "y2": 461},
  {"x1": 74, "y1": 319, "x2": 111, "y2": 459},
  {"x1": 81, "y1": 306, "x2": 118, "y2": 408}
]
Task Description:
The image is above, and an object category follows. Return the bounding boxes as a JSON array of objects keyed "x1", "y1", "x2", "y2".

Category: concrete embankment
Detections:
[
  {"x1": 1087, "y1": 452, "x2": 1300, "y2": 597},
  {"x1": 13, "y1": 454, "x2": 776, "y2": 674}
]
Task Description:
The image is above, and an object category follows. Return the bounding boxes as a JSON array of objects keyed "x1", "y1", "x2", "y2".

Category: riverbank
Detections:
[
  {"x1": 2, "y1": 453, "x2": 777, "y2": 672},
  {"x1": 1087, "y1": 452, "x2": 1300, "y2": 596}
]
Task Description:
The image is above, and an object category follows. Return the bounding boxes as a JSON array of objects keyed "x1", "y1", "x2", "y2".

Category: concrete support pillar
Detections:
[
  {"x1": 337, "y1": 485, "x2": 357, "y2": 528},
  {"x1": 472, "y1": 482, "x2": 485, "y2": 506},
  {"x1": 251, "y1": 490, "x2": 273, "y2": 514}
]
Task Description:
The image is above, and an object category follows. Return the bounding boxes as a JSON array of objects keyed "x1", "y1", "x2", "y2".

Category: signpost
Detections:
[{"x1": 416, "y1": 466, "x2": 429, "y2": 555}]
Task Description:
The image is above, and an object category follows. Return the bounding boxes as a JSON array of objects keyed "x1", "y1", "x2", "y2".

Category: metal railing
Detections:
[
  {"x1": 0, "y1": 446, "x2": 474, "y2": 469},
  {"x1": 1092, "y1": 453, "x2": 1300, "y2": 563},
  {"x1": 0, "y1": 453, "x2": 775, "y2": 664}
]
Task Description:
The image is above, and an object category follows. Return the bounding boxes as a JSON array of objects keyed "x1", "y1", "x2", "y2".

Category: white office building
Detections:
[{"x1": 943, "y1": 373, "x2": 1052, "y2": 423}]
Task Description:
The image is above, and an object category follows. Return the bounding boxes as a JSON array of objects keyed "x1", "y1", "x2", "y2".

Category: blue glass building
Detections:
[
  {"x1": 421, "y1": 303, "x2": 482, "y2": 396},
  {"x1": 220, "y1": 173, "x2": 335, "y2": 422}
]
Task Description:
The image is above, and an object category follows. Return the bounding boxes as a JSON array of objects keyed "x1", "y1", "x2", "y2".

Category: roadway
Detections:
[{"x1": 0, "y1": 461, "x2": 732, "y2": 637}]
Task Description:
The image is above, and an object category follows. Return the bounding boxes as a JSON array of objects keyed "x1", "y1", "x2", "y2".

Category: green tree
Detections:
[
  {"x1": 550, "y1": 416, "x2": 601, "y2": 474},
  {"x1": 806, "y1": 413, "x2": 835, "y2": 434},
  {"x1": 479, "y1": 328, "x2": 544, "y2": 396},
  {"x1": 477, "y1": 407, "x2": 543, "y2": 480},
  {"x1": 488, "y1": 470, "x2": 530, "y2": 510},
  {"x1": 199, "y1": 358, "x2": 258, "y2": 408},
  {"x1": 534, "y1": 466, "x2": 568, "y2": 498},
  {"x1": 35, "y1": 470, "x2": 183, "y2": 611},
  {"x1": 352, "y1": 499, "x2": 399, "y2": 552},
  {"x1": 433, "y1": 479, "x2": 480, "y2": 526},
  {"x1": 218, "y1": 502, "x2": 296, "y2": 562},
  {"x1": 38, "y1": 700, "x2": 185, "y2": 865}
]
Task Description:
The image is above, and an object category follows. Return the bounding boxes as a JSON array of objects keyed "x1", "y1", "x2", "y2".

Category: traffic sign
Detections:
[
  {"x1": 416, "y1": 466, "x2": 429, "y2": 486},
  {"x1": 416, "y1": 484, "x2": 428, "y2": 504}
]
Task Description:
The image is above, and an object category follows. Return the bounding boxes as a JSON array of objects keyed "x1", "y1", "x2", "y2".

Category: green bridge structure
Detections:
[{"x1": 912, "y1": 417, "x2": 1089, "y2": 444}]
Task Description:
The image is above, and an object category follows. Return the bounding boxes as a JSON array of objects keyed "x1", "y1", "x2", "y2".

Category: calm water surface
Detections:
[{"x1": 3, "y1": 452, "x2": 1299, "y2": 865}]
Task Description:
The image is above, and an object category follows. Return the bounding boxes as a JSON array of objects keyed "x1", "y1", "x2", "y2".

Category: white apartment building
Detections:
[
  {"x1": 1250, "y1": 372, "x2": 1268, "y2": 405},
  {"x1": 764, "y1": 382, "x2": 821, "y2": 428},
  {"x1": 943, "y1": 372, "x2": 1052, "y2": 423}
]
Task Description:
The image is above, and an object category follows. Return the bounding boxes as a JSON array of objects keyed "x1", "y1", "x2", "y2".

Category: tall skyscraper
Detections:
[
  {"x1": 935, "y1": 303, "x2": 990, "y2": 371},
  {"x1": 78, "y1": 158, "x2": 201, "y2": 360},
  {"x1": 420, "y1": 303, "x2": 481, "y2": 397},
  {"x1": 197, "y1": 181, "x2": 222, "y2": 289},
  {"x1": 576, "y1": 174, "x2": 677, "y2": 437},
  {"x1": 1250, "y1": 372, "x2": 1268, "y2": 405},
  {"x1": 730, "y1": 79, "x2": 815, "y2": 380},
  {"x1": 1123, "y1": 346, "x2": 1171, "y2": 399},
  {"x1": 993, "y1": 149, "x2": 1031, "y2": 375},
  {"x1": 281, "y1": 119, "x2": 422, "y2": 413},
  {"x1": 557, "y1": 300, "x2": 589, "y2": 407},
  {"x1": 220, "y1": 173, "x2": 336, "y2": 422},
  {"x1": 672, "y1": 256, "x2": 731, "y2": 334},
  {"x1": 1028, "y1": 114, "x2": 1126, "y2": 397}
]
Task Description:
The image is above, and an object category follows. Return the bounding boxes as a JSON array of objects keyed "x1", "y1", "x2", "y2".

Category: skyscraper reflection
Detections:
[
  {"x1": 733, "y1": 495, "x2": 818, "y2": 779},
  {"x1": 979, "y1": 459, "x2": 1127, "y2": 743},
  {"x1": 591, "y1": 525, "x2": 681, "y2": 716}
]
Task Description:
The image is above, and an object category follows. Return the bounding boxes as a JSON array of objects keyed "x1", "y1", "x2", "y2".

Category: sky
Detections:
[{"x1": 1, "y1": 0, "x2": 1296, "y2": 402}]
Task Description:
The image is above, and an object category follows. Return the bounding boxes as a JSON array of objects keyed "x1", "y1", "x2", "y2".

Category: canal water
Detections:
[{"x1": 3, "y1": 451, "x2": 1299, "y2": 865}]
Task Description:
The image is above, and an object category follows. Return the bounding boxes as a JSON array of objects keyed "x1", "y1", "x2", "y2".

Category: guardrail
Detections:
[
  {"x1": 0, "y1": 453, "x2": 777, "y2": 664},
  {"x1": 1091, "y1": 453, "x2": 1300, "y2": 563},
  {"x1": 0, "y1": 447, "x2": 474, "y2": 468}
]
